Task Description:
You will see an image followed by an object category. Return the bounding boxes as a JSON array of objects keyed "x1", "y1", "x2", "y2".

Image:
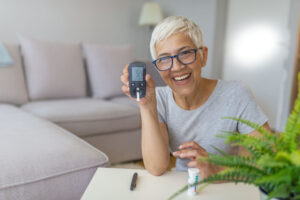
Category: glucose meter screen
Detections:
[{"x1": 132, "y1": 67, "x2": 143, "y2": 81}]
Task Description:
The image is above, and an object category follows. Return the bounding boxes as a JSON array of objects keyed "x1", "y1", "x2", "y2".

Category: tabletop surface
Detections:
[{"x1": 81, "y1": 167, "x2": 260, "y2": 200}]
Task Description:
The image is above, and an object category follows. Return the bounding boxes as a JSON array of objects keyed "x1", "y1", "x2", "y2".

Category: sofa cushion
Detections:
[
  {"x1": 19, "y1": 35, "x2": 87, "y2": 100},
  {"x1": 21, "y1": 98, "x2": 141, "y2": 137},
  {"x1": 82, "y1": 43, "x2": 133, "y2": 99},
  {"x1": 0, "y1": 104, "x2": 109, "y2": 199},
  {"x1": 109, "y1": 95, "x2": 139, "y2": 109},
  {"x1": 0, "y1": 44, "x2": 28, "y2": 105}
]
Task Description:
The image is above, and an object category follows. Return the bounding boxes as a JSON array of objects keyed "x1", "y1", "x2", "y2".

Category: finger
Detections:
[
  {"x1": 122, "y1": 85, "x2": 142, "y2": 102},
  {"x1": 179, "y1": 141, "x2": 200, "y2": 149},
  {"x1": 122, "y1": 64, "x2": 129, "y2": 74},
  {"x1": 187, "y1": 161, "x2": 211, "y2": 172},
  {"x1": 179, "y1": 141, "x2": 206, "y2": 152},
  {"x1": 139, "y1": 97, "x2": 147, "y2": 105},
  {"x1": 145, "y1": 74, "x2": 156, "y2": 88},
  {"x1": 121, "y1": 85, "x2": 130, "y2": 96},
  {"x1": 187, "y1": 161, "x2": 214, "y2": 179},
  {"x1": 120, "y1": 74, "x2": 129, "y2": 86},
  {"x1": 187, "y1": 161, "x2": 203, "y2": 168},
  {"x1": 173, "y1": 149, "x2": 201, "y2": 159}
]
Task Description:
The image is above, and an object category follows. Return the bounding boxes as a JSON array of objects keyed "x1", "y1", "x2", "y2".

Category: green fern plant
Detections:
[{"x1": 169, "y1": 72, "x2": 300, "y2": 200}]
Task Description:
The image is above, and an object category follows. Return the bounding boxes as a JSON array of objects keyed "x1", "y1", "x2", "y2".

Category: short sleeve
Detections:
[
  {"x1": 155, "y1": 87, "x2": 167, "y2": 123},
  {"x1": 237, "y1": 83, "x2": 268, "y2": 134}
]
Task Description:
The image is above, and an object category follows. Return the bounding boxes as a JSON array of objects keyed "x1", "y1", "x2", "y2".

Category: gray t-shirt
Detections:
[{"x1": 155, "y1": 80, "x2": 268, "y2": 171}]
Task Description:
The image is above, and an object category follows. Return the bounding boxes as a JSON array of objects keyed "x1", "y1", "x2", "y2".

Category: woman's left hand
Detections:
[{"x1": 172, "y1": 141, "x2": 220, "y2": 178}]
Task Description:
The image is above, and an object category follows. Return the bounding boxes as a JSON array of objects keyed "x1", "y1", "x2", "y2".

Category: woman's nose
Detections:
[{"x1": 171, "y1": 57, "x2": 185, "y2": 71}]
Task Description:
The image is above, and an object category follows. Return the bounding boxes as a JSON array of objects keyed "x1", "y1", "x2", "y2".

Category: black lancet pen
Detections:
[{"x1": 130, "y1": 172, "x2": 138, "y2": 191}]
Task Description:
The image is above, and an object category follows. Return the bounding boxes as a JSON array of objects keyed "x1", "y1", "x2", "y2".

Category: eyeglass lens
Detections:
[{"x1": 156, "y1": 49, "x2": 196, "y2": 70}]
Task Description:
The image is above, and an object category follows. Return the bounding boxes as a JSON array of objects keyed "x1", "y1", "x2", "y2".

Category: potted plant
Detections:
[{"x1": 169, "y1": 73, "x2": 300, "y2": 200}]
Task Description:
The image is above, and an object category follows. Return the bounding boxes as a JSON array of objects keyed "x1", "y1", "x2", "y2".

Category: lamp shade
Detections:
[{"x1": 139, "y1": 2, "x2": 163, "y2": 26}]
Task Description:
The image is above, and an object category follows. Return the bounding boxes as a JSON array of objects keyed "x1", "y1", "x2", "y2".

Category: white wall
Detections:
[
  {"x1": 0, "y1": 0, "x2": 221, "y2": 76},
  {"x1": 223, "y1": 0, "x2": 291, "y2": 130},
  {"x1": 0, "y1": 0, "x2": 149, "y2": 60}
]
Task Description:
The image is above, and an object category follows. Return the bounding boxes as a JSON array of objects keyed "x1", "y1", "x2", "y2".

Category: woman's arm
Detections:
[
  {"x1": 140, "y1": 108, "x2": 170, "y2": 176},
  {"x1": 238, "y1": 122, "x2": 271, "y2": 156},
  {"x1": 121, "y1": 64, "x2": 170, "y2": 176},
  {"x1": 173, "y1": 122, "x2": 271, "y2": 178}
]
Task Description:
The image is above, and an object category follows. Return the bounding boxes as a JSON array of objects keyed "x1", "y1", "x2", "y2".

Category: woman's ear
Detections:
[{"x1": 201, "y1": 46, "x2": 208, "y2": 67}]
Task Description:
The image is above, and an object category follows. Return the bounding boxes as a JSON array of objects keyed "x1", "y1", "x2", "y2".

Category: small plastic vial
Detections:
[{"x1": 188, "y1": 168, "x2": 200, "y2": 196}]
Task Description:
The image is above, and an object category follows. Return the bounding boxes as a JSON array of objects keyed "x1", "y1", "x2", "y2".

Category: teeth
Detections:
[{"x1": 174, "y1": 73, "x2": 190, "y2": 81}]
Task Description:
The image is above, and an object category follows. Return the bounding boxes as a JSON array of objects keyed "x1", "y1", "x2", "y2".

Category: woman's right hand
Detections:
[{"x1": 120, "y1": 64, "x2": 156, "y2": 108}]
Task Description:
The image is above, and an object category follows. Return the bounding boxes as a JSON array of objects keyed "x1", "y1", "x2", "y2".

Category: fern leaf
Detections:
[
  {"x1": 247, "y1": 145, "x2": 263, "y2": 159},
  {"x1": 267, "y1": 184, "x2": 291, "y2": 200},
  {"x1": 256, "y1": 167, "x2": 300, "y2": 198},
  {"x1": 257, "y1": 154, "x2": 290, "y2": 169},
  {"x1": 221, "y1": 118, "x2": 281, "y2": 151},
  {"x1": 168, "y1": 184, "x2": 189, "y2": 200},
  {"x1": 222, "y1": 117, "x2": 274, "y2": 137},
  {"x1": 203, "y1": 168, "x2": 262, "y2": 184},
  {"x1": 274, "y1": 151, "x2": 300, "y2": 166},
  {"x1": 254, "y1": 168, "x2": 292, "y2": 186},
  {"x1": 218, "y1": 130, "x2": 275, "y2": 156},
  {"x1": 211, "y1": 145, "x2": 230, "y2": 157},
  {"x1": 204, "y1": 154, "x2": 264, "y2": 175},
  {"x1": 291, "y1": 150, "x2": 300, "y2": 166}
]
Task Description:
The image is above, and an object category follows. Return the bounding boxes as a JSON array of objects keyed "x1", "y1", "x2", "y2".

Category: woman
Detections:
[{"x1": 120, "y1": 16, "x2": 270, "y2": 178}]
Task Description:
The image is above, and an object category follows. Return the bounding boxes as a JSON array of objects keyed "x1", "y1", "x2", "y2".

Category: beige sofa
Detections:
[
  {"x1": 0, "y1": 104, "x2": 109, "y2": 200},
  {"x1": 0, "y1": 38, "x2": 165, "y2": 199}
]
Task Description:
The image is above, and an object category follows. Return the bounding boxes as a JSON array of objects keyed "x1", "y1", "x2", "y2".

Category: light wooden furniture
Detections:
[
  {"x1": 291, "y1": 16, "x2": 300, "y2": 110},
  {"x1": 81, "y1": 168, "x2": 260, "y2": 200}
]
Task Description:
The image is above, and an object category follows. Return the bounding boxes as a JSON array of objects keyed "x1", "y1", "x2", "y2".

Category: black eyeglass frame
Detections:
[{"x1": 152, "y1": 47, "x2": 203, "y2": 71}]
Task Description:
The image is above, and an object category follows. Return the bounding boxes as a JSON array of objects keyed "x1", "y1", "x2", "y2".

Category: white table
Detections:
[{"x1": 81, "y1": 168, "x2": 260, "y2": 200}]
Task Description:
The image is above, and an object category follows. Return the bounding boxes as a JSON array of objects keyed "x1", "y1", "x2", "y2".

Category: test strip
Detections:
[{"x1": 137, "y1": 91, "x2": 140, "y2": 102}]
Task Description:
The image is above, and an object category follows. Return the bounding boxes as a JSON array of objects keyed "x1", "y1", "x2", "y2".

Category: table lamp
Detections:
[{"x1": 139, "y1": 2, "x2": 163, "y2": 32}]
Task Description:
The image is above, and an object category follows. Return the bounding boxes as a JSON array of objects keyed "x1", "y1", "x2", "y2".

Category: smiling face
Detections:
[{"x1": 155, "y1": 32, "x2": 208, "y2": 97}]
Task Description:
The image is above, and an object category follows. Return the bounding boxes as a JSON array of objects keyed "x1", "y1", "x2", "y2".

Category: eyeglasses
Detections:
[{"x1": 152, "y1": 47, "x2": 202, "y2": 71}]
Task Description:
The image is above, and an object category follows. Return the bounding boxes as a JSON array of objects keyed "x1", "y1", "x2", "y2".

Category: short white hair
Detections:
[{"x1": 150, "y1": 16, "x2": 203, "y2": 60}]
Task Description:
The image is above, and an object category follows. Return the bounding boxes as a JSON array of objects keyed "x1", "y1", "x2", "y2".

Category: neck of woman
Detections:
[{"x1": 173, "y1": 78, "x2": 217, "y2": 110}]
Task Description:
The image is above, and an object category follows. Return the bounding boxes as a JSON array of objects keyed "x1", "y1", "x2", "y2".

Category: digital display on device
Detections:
[{"x1": 132, "y1": 67, "x2": 143, "y2": 81}]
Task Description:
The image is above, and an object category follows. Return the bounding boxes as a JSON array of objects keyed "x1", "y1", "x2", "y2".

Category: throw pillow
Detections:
[
  {"x1": 19, "y1": 35, "x2": 87, "y2": 100},
  {"x1": 82, "y1": 43, "x2": 133, "y2": 99}
]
